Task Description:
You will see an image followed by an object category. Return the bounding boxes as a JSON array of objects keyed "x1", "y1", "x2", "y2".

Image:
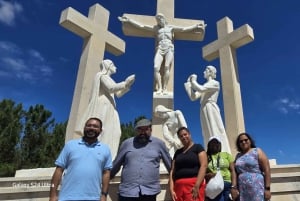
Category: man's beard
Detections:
[
  {"x1": 83, "y1": 129, "x2": 99, "y2": 139},
  {"x1": 136, "y1": 134, "x2": 150, "y2": 143}
]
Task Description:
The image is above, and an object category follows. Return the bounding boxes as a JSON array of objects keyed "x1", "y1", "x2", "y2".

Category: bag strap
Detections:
[
  {"x1": 211, "y1": 153, "x2": 221, "y2": 171},
  {"x1": 217, "y1": 154, "x2": 220, "y2": 170}
]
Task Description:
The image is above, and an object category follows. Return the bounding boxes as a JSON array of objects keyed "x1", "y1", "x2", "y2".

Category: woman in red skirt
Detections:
[{"x1": 169, "y1": 127, "x2": 207, "y2": 201}]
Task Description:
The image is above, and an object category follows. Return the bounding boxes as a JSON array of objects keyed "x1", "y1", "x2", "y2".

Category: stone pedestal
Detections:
[{"x1": 1, "y1": 164, "x2": 300, "y2": 200}]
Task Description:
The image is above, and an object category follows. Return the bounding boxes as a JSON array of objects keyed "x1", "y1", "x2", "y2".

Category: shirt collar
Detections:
[{"x1": 79, "y1": 138, "x2": 101, "y2": 147}]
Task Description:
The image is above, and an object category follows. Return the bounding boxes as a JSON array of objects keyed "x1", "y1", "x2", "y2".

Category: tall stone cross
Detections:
[
  {"x1": 202, "y1": 17, "x2": 254, "y2": 154},
  {"x1": 60, "y1": 4, "x2": 125, "y2": 142},
  {"x1": 120, "y1": 0, "x2": 205, "y2": 140}
]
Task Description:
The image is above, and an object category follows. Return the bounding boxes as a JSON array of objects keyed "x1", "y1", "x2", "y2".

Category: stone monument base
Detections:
[
  {"x1": 15, "y1": 168, "x2": 55, "y2": 178},
  {"x1": 1, "y1": 164, "x2": 300, "y2": 201}
]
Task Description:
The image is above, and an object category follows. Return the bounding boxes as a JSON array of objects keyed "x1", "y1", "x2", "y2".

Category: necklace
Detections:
[{"x1": 183, "y1": 142, "x2": 194, "y2": 153}]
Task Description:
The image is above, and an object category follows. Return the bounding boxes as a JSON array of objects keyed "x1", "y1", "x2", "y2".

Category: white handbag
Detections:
[{"x1": 205, "y1": 155, "x2": 224, "y2": 199}]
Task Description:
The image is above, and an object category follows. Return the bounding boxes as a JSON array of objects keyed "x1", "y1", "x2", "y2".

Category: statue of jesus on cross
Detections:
[{"x1": 119, "y1": 13, "x2": 206, "y2": 94}]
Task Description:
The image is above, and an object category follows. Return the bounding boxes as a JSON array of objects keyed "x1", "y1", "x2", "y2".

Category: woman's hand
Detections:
[
  {"x1": 230, "y1": 188, "x2": 239, "y2": 201},
  {"x1": 191, "y1": 185, "x2": 199, "y2": 200},
  {"x1": 205, "y1": 172, "x2": 216, "y2": 183},
  {"x1": 170, "y1": 190, "x2": 177, "y2": 201},
  {"x1": 264, "y1": 189, "x2": 271, "y2": 200}
]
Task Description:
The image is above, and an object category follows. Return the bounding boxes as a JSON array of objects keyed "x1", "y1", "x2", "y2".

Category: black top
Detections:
[{"x1": 173, "y1": 144, "x2": 205, "y2": 180}]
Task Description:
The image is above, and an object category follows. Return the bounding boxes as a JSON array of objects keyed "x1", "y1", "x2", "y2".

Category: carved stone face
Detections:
[
  {"x1": 107, "y1": 61, "x2": 116, "y2": 74},
  {"x1": 204, "y1": 66, "x2": 216, "y2": 79},
  {"x1": 156, "y1": 14, "x2": 166, "y2": 26},
  {"x1": 203, "y1": 67, "x2": 210, "y2": 79}
]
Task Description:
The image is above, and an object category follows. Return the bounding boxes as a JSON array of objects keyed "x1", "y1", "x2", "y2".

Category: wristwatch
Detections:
[{"x1": 101, "y1": 192, "x2": 109, "y2": 197}]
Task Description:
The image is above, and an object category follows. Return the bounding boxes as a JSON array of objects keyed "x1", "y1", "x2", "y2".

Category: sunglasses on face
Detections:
[{"x1": 239, "y1": 138, "x2": 249, "y2": 144}]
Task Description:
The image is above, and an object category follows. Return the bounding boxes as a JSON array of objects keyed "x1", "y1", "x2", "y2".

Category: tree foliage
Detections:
[
  {"x1": 21, "y1": 104, "x2": 55, "y2": 168},
  {"x1": 42, "y1": 121, "x2": 66, "y2": 167},
  {"x1": 0, "y1": 98, "x2": 145, "y2": 177},
  {"x1": 0, "y1": 99, "x2": 67, "y2": 177},
  {"x1": 0, "y1": 99, "x2": 23, "y2": 176}
]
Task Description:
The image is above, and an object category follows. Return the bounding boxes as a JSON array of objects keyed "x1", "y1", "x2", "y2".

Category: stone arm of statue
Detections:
[
  {"x1": 115, "y1": 74, "x2": 135, "y2": 98},
  {"x1": 184, "y1": 74, "x2": 201, "y2": 101},
  {"x1": 162, "y1": 123, "x2": 175, "y2": 145},
  {"x1": 101, "y1": 75, "x2": 127, "y2": 96},
  {"x1": 191, "y1": 78, "x2": 219, "y2": 94},
  {"x1": 174, "y1": 110, "x2": 187, "y2": 128},
  {"x1": 172, "y1": 22, "x2": 206, "y2": 33},
  {"x1": 118, "y1": 16, "x2": 154, "y2": 31}
]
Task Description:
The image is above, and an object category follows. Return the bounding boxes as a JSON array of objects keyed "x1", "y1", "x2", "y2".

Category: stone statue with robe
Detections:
[
  {"x1": 76, "y1": 59, "x2": 135, "y2": 159},
  {"x1": 154, "y1": 105, "x2": 187, "y2": 156},
  {"x1": 184, "y1": 65, "x2": 231, "y2": 153}
]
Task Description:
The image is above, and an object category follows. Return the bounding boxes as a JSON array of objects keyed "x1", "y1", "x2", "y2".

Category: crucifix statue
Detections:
[{"x1": 118, "y1": 0, "x2": 206, "y2": 140}]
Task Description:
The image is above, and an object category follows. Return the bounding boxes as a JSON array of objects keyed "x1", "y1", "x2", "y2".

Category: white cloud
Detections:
[
  {"x1": 278, "y1": 106, "x2": 288, "y2": 114},
  {"x1": 28, "y1": 49, "x2": 45, "y2": 62},
  {"x1": 274, "y1": 93, "x2": 300, "y2": 115},
  {"x1": 278, "y1": 149, "x2": 285, "y2": 157},
  {"x1": 2, "y1": 57, "x2": 26, "y2": 71},
  {"x1": 0, "y1": 40, "x2": 53, "y2": 82},
  {"x1": 0, "y1": 41, "x2": 21, "y2": 54},
  {"x1": 279, "y1": 98, "x2": 289, "y2": 104},
  {"x1": 0, "y1": 0, "x2": 23, "y2": 26},
  {"x1": 288, "y1": 101, "x2": 300, "y2": 110}
]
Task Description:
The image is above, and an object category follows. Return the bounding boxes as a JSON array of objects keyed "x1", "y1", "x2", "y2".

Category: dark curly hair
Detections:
[
  {"x1": 176, "y1": 126, "x2": 190, "y2": 136},
  {"x1": 236, "y1": 132, "x2": 256, "y2": 152}
]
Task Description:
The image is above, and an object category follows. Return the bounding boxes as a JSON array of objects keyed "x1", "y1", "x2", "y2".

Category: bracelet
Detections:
[
  {"x1": 265, "y1": 186, "x2": 270, "y2": 191},
  {"x1": 231, "y1": 185, "x2": 237, "y2": 189},
  {"x1": 101, "y1": 192, "x2": 108, "y2": 197}
]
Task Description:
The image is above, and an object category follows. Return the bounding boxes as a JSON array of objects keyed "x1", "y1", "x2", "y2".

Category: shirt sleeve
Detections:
[
  {"x1": 226, "y1": 152, "x2": 234, "y2": 163},
  {"x1": 55, "y1": 143, "x2": 70, "y2": 169},
  {"x1": 103, "y1": 144, "x2": 113, "y2": 170},
  {"x1": 110, "y1": 139, "x2": 128, "y2": 178}
]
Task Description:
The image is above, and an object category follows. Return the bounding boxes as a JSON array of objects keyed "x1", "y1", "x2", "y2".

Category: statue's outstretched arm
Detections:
[
  {"x1": 115, "y1": 74, "x2": 135, "y2": 98},
  {"x1": 172, "y1": 22, "x2": 206, "y2": 32},
  {"x1": 118, "y1": 16, "x2": 154, "y2": 31},
  {"x1": 101, "y1": 75, "x2": 127, "y2": 96}
]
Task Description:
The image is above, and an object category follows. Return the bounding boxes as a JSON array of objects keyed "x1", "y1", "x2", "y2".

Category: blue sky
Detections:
[{"x1": 0, "y1": 0, "x2": 299, "y2": 165}]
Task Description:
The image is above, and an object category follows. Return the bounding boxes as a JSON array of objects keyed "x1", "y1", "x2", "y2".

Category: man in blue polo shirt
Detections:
[
  {"x1": 49, "y1": 117, "x2": 112, "y2": 201},
  {"x1": 110, "y1": 118, "x2": 172, "y2": 201}
]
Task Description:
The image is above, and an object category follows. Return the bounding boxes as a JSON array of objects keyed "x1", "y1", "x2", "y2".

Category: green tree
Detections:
[
  {"x1": 21, "y1": 104, "x2": 55, "y2": 168},
  {"x1": 43, "y1": 121, "x2": 67, "y2": 167},
  {"x1": 0, "y1": 99, "x2": 24, "y2": 176}
]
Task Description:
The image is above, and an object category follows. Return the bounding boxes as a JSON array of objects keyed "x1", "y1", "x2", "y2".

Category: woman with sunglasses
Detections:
[{"x1": 231, "y1": 133, "x2": 271, "y2": 201}]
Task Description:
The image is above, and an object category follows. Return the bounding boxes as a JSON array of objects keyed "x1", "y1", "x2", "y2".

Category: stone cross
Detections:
[
  {"x1": 120, "y1": 0, "x2": 205, "y2": 140},
  {"x1": 60, "y1": 4, "x2": 125, "y2": 142},
  {"x1": 202, "y1": 17, "x2": 254, "y2": 154}
]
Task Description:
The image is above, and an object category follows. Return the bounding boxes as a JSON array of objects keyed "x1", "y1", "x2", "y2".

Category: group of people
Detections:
[{"x1": 49, "y1": 117, "x2": 271, "y2": 201}]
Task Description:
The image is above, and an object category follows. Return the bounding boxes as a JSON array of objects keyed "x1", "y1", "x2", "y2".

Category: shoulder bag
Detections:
[{"x1": 205, "y1": 154, "x2": 224, "y2": 199}]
